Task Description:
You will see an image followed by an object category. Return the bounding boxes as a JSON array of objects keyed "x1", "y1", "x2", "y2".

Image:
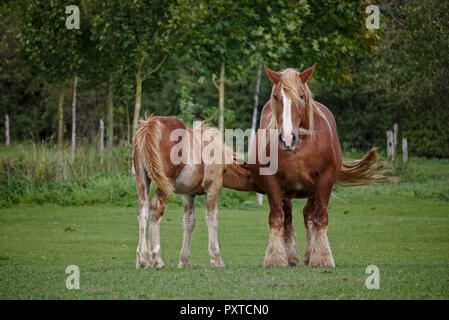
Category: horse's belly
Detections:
[{"x1": 173, "y1": 164, "x2": 204, "y2": 194}]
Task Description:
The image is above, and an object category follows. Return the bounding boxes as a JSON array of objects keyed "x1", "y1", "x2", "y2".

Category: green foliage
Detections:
[
  {"x1": 0, "y1": 0, "x2": 447, "y2": 158},
  {"x1": 176, "y1": 86, "x2": 205, "y2": 125},
  {"x1": 1, "y1": 144, "x2": 448, "y2": 209},
  {"x1": 17, "y1": 0, "x2": 91, "y2": 84},
  {"x1": 289, "y1": 0, "x2": 381, "y2": 85},
  {"x1": 315, "y1": 0, "x2": 449, "y2": 157}
]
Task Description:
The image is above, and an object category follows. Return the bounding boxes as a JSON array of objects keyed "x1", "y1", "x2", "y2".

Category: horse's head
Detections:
[{"x1": 264, "y1": 64, "x2": 316, "y2": 151}]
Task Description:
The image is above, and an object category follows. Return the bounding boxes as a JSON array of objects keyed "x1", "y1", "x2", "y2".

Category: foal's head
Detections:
[{"x1": 264, "y1": 64, "x2": 316, "y2": 151}]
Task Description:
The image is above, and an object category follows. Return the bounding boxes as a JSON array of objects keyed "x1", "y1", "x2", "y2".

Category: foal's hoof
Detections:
[
  {"x1": 178, "y1": 261, "x2": 191, "y2": 268},
  {"x1": 151, "y1": 260, "x2": 165, "y2": 269},
  {"x1": 136, "y1": 251, "x2": 151, "y2": 269},
  {"x1": 136, "y1": 261, "x2": 149, "y2": 270},
  {"x1": 210, "y1": 257, "x2": 225, "y2": 267}
]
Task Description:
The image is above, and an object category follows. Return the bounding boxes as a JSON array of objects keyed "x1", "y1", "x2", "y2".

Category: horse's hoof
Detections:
[
  {"x1": 308, "y1": 252, "x2": 335, "y2": 268},
  {"x1": 285, "y1": 244, "x2": 300, "y2": 266},
  {"x1": 263, "y1": 253, "x2": 288, "y2": 268},
  {"x1": 264, "y1": 239, "x2": 288, "y2": 267},
  {"x1": 287, "y1": 256, "x2": 300, "y2": 267}
]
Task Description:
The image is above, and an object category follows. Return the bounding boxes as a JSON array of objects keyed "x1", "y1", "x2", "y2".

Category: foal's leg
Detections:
[
  {"x1": 148, "y1": 188, "x2": 168, "y2": 268},
  {"x1": 178, "y1": 195, "x2": 196, "y2": 268},
  {"x1": 205, "y1": 189, "x2": 225, "y2": 267},
  {"x1": 282, "y1": 199, "x2": 300, "y2": 266},
  {"x1": 306, "y1": 182, "x2": 335, "y2": 268},
  {"x1": 263, "y1": 177, "x2": 288, "y2": 267},
  {"x1": 136, "y1": 165, "x2": 151, "y2": 269}
]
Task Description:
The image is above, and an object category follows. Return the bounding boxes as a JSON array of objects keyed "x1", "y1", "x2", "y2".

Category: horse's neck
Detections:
[{"x1": 223, "y1": 162, "x2": 259, "y2": 192}]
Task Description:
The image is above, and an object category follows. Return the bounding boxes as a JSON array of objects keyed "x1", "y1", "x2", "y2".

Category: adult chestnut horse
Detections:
[{"x1": 248, "y1": 64, "x2": 389, "y2": 268}]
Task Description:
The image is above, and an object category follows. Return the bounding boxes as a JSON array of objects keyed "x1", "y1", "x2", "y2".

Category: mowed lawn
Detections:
[{"x1": 0, "y1": 193, "x2": 448, "y2": 299}]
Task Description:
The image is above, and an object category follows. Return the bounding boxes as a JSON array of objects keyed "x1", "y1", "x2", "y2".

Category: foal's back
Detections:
[{"x1": 134, "y1": 116, "x2": 223, "y2": 196}]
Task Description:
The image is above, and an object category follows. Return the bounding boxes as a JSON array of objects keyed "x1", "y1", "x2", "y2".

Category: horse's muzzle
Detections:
[{"x1": 279, "y1": 131, "x2": 298, "y2": 151}]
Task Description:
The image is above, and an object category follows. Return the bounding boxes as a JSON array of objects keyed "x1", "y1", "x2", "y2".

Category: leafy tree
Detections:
[
  {"x1": 180, "y1": 0, "x2": 256, "y2": 133},
  {"x1": 90, "y1": 1, "x2": 182, "y2": 142},
  {"x1": 17, "y1": 0, "x2": 93, "y2": 162}
]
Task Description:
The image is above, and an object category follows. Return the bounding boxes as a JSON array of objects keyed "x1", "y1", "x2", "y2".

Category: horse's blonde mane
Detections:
[{"x1": 268, "y1": 68, "x2": 332, "y2": 139}]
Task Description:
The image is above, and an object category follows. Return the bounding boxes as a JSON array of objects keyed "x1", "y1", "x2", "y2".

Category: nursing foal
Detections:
[{"x1": 133, "y1": 116, "x2": 257, "y2": 269}]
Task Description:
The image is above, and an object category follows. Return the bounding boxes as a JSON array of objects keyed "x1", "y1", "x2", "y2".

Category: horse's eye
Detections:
[
  {"x1": 273, "y1": 95, "x2": 279, "y2": 101},
  {"x1": 300, "y1": 94, "x2": 305, "y2": 100}
]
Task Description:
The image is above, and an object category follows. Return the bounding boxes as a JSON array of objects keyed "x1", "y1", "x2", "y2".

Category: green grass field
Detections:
[
  {"x1": 0, "y1": 194, "x2": 448, "y2": 299},
  {"x1": 0, "y1": 147, "x2": 448, "y2": 299}
]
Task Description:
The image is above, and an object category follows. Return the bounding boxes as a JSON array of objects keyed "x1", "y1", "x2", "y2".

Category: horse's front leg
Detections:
[
  {"x1": 148, "y1": 188, "x2": 168, "y2": 268},
  {"x1": 205, "y1": 188, "x2": 225, "y2": 267},
  {"x1": 282, "y1": 199, "x2": 300, "y2": 266},
  {"x1": 263, "y1": 177, "x2": 288, "y2": 267},
  {"x1": 305, "y1": 181, "x2": 335, "y2": 268}
]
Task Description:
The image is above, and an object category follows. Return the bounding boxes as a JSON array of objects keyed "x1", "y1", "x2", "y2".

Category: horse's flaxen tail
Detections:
[
  {"x1": 337, "y1": 147, "x2": 396, "y2": 186},
  {"x1": 134, "y1": 117, "x2": 173, "y2": 194}
]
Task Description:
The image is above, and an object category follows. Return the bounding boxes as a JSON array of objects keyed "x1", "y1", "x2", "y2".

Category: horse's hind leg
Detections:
[
  {"x1": 205, "y1": 188, "x2": 225, "y2": 267},
  {"x1": 148, "y1": 188, "x2": 168, "y2": 268},
  {"x1": 282, "y1": 199, "x2": 300, "y2": 266},
  {"x1": 136, "y1": 165, "x2": 151, "y2": 269},
  {"x1": 178, "y1": 195, "x2": 196, "y2": 268}
]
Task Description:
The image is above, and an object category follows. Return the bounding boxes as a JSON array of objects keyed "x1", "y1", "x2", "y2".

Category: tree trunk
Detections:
[
  {"x1": 107, "y1": 73, "x2": 114, "y2": 162},
  {"x1": 126, "y1": 104, "x2": 130, "y2": 146},
  {"x1": 250, "y1": 59, "x2": 263, "y2": 206},
  {"x1": 57, "y1": 90, "x2": 64, "y2": 164},
  {"x1": 132, "y1": 67, "x2": 143, "y2": 143},
  {"x1": 71, "y1": 75, "x2": 78, "y2": 164},
  {"x1": 250, "y1": 58, "x2": 263, "y2": 139},
  {"x1": 5, "y1": 114, "x2": 9, "y2": 147},
  {"x1": 218, "y1": 62, "x2": 225, "y2": 134}
]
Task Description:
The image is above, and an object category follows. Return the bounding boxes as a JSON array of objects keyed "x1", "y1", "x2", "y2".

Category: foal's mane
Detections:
[{"x1": 268, "y1": 68, "x2": 332, "y2": 138}]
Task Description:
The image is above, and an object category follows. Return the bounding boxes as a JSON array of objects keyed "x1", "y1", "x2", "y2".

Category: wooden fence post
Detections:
[
  {"x1": 5, "y1": 114, "x2": 9, "y2": 147},
  {"x1": 99, "y1": 119, "x2": 104, "y2": 158},
  {"x1": 386, "y1": 130, "x2": 394, "y2": 161},
  {"x1": 402, "y1": 138, "x2": 408, "y2": 171},
  {"x1": 393, "y1": 123, "x2": 398, "y2": 160},
  {"x1": 256, "y1": 193, "x2": 263, "y2": 206}
]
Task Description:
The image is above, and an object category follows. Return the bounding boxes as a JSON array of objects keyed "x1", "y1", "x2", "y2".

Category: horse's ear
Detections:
[
  {"x1": 299, "y1": 63, "x2": 316, "y2": 83},
  {"x1": 264, "y1": 65, "x2": 281, "y2": 84}
]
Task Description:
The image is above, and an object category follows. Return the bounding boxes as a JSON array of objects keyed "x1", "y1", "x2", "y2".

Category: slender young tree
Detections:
[
  {"x1": 106, "y1": 74, "x2": 114, "y2": 161},
  {"x1": 182, "y1": 0, "x2": 255, "y2": 133}
]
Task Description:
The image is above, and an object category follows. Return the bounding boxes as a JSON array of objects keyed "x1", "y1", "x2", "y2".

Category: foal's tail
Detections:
[
  {"x1": 337, "y1": 148, "x2": 395, "y2": 186},
  {"x1": 134, "y1": 117, "x2": 173, "y2": 194}
]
